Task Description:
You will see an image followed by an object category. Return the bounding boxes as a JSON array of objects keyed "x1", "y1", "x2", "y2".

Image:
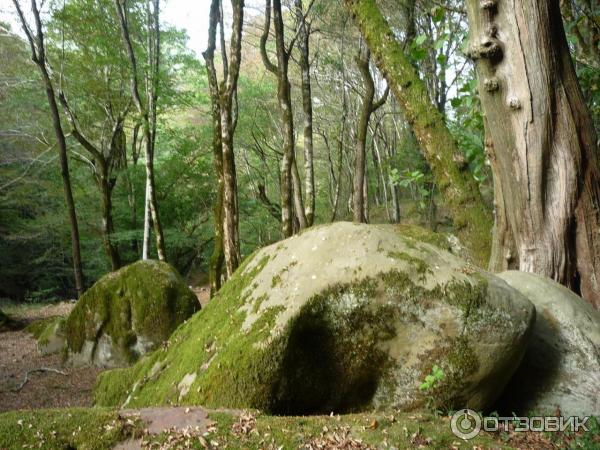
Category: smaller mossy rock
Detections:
[
  {"x1": 95, "y1": 223, "x2": 534, "y2": 414},
  {"x1": 496, "y1": 271, "x2": 600, "y2": 417},
  {"x1": 27, "y1": 316, "x2": 66, "y2": 355},
  {"x1": 65, "y1": 260, "x2": 200, "y2": 368}
]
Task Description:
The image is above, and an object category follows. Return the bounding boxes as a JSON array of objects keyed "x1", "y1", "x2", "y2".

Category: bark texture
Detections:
[
  {"x1": 343, "y1": 0, "x2": 493, "y2": 265},
  {"x1": 467, "y1": 0, "x2": 600, "y2": 309}
]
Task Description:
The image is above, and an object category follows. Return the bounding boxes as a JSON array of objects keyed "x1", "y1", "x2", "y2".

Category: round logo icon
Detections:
[{"x1": 450, "y1": 409, "x2": 482, "y2": 440}]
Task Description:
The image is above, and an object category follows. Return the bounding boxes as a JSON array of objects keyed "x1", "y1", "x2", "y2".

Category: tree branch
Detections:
[{"x1": 260, "y1": 0, "x2": 278, "y2": 74}]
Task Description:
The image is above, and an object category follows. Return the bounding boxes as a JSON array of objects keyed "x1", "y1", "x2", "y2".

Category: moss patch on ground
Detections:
[{"x1": 0, "y1": 408, "x2": 141, "y2": 450}]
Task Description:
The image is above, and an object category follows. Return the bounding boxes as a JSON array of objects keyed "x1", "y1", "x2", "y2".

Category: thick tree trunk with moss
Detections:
[
  {"x1": 343, "y1": 0, "x2": 493, "y2": 265},
  {"x1": 467, "y1": 0, "x2": 600, "y2": 309}
]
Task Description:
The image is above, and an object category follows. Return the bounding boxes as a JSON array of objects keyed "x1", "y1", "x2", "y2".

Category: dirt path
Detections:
[{"x1": 0, "y1": 302, "x2": 102, "y2": 412}]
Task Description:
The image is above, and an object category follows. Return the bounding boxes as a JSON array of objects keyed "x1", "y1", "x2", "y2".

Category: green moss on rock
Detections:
[
  {"x1": 94, "y1": 254, "x2": 270, "y2": 407},
  {"x1": 392, "y1": 224, "x2": 452, "y2": 251},
  {"x1": 94, "y1": 223, "x2": 533, "y2": 414},
  {"x1": 66, "y1": 260, "x2": 199, "y2": 368}
]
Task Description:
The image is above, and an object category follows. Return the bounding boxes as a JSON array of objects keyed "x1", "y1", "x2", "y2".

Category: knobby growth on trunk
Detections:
[
  {"x1": 203, "y1": 0, "x2": 244, "y2": 287},
  {"x1": 343, "y1": 0, "x2": 493, "y2": 266},
  {"x1": 114, "y1": 0, "x2": 166, "y2": 261},
  {"x1": 12, "y1": 0, "x2": 85, "y2": 297},
  {"x1": 467, "y1": 0, "x2": 600, "y2": 309}
]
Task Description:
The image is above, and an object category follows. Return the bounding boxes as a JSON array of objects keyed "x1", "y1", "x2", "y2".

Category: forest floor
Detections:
[
  {"x1": 0, "y1": 301, "x2": 598, "y2": 449},
  {"x1": 0, "y1": 302, "x2": 101, "y2": 412}
]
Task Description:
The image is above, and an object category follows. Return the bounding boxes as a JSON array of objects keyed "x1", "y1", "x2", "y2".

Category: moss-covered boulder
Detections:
[
  {"x1": 27, "y1": 316, "x2": 67, "y2": 355},
  {"x1": 95, "y1": 223, "x2": 534, "y2": 413},
  {"x1": 496, "y1": 271, "x2": 600, "y2": 417},
  {"x1": 66, "y1": 260, "x2": 200, "y2": 368}
]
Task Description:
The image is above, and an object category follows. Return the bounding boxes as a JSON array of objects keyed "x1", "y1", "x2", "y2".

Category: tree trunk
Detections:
[
  {"x1": 292, "y1": 157, "x2": 308, "y2": 229},
  {"x1": 98, "y1": 167, "x2": 121, "y2": 271},
  {"x1": 203, "y1": 0, "x2": 225, "y2": 295},
  {"x1": 208, "y1": 152, "x2": 225, "y2": 296},
  {"x1": 261, "y1": 0, "x2": 295, "y2": 238},
  {"x1": 142, "y1": 177, "x2": 152, "y2": 260},
  {"x1": 294, "y1": 0, "x2": 315, "y2": 226},
  {"x1": 114, "y1": 0, "x2": 166, "y2": 261},
  {"x1": 353, "y1": 43, "x2": 374, "y2": 223},
  {"x1": 144, "y1": 132, "x2": 166, "y2": 260},
  {"x1": 467, "y1": 0, "x2": 600, "y2": 309},
  {"x1": 220, "y1": 97, "x2": 241, "y2": 276},
  {"x1": 204, "y1": 0, "x2": 244, "y2": 279},
  {"x1": 125, "y1": 123, "x2": 140, "y2": 254},
  {"x1": 13, "y1": 0, "x2": 84, "y2": 297},
  {"x1": 343, "y1": 0, "x2": 493, "y2": 266},
  {"x1": 205, "y1": 57, "x2": 225, "y2": 296}
]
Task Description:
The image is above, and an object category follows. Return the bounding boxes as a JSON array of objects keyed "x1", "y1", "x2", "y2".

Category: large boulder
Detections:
[
  {"x1": 95, "y1": 223, "x2": 534, "y2": 413},
  {"x1": 496, "y1": 271, "x2": 600, "y2": 417},
  {"x1": 66, "y1": 260, "x2": 200, "y2": 368}
]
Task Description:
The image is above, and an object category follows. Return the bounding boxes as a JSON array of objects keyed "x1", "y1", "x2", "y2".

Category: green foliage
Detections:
[
  {"x1": 448, "y1": 78, "x2": 489, "y2": 184},
  {"x1": 419, "y1": 364, "x2": 445, "y2": 391}
]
